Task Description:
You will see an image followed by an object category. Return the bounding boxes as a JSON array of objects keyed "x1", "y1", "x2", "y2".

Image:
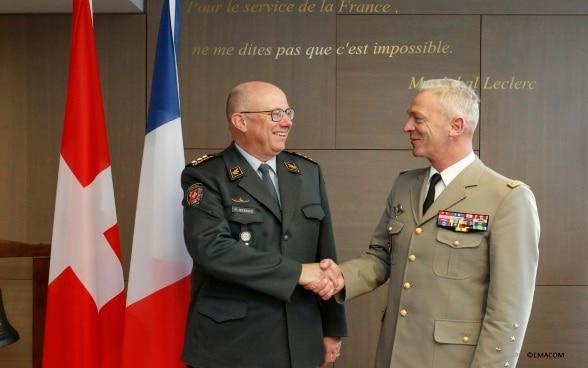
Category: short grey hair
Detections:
[{"x1": 417, "y1": 78, "x2": 480, "y2": 129}]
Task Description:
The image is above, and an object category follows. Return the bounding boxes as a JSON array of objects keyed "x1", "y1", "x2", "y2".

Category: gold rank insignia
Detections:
[
  {"x1": 507, "y1": 180, "x2": 526, "y2": 188},
  {"x1": 284, "y1": 161, "x2": 300, "y2": 174},
  {"x1": 229, "y1": 166, "x2": 244, "y2": 180},
  {"x1": 189, "y1": 154, "x2": 216, "y2": 167},
  {"x1": 290, "y1": 151, "x2": 316, "y2": 163}
]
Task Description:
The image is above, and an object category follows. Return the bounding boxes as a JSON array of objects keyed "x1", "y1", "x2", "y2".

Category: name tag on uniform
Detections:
[
  {"x1": 232, "y1": 206, "x2": 255, "y2": 214},
  {"x1": 437, "y1": 210, "x2": 489, "y2": 232}
]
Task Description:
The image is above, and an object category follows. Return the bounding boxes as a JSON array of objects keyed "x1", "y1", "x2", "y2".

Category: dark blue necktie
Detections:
[{"x1": 258, "y1": 163, "x2": 279, "y2": 202}]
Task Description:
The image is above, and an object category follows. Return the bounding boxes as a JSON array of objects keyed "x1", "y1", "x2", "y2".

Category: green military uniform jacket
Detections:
[
  {"x1": 340, "y1": 157, "x2": 539, "y2": 368},
  {"x1": 181, "y1": 142, "x2": 347, "y2": 368}
]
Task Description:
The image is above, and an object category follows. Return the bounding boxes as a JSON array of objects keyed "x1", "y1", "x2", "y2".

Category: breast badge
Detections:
[
  {"x1": 240, "y1": 231, "x2": 252, "y2": 242},
  {"x1": 437, "y1": 210, "x2": 488, "y2": 232},
  {"x1": 393, "y1": 204, "x2": 404, "y2": 217}
]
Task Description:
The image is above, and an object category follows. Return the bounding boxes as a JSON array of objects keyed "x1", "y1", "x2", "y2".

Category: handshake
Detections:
[{"x1": 298, "y1": 259, "x2": 345, "y2": 300}]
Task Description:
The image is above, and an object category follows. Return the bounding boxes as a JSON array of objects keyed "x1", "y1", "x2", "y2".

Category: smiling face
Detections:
[
  {"x1": 229, "y1": 82, "x2": 293, "y2": 162},
  {"x1": 402, "y1": 79, "x2": 478, "y2": 171},
  {"x1": 403, "y1": 90, "x2": 454, "y2": 168}
]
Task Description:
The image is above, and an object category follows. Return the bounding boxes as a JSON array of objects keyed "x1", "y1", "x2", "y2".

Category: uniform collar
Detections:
[
  {"x1": 234, "y1": 143, "x2": 277, "y2": 174},
  {"x1": 431, "y1": 151, "x2": 476, "y2": 187}
]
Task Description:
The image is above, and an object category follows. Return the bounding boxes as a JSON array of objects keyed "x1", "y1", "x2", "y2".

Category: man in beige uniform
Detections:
[{"x1": 333, "y1": 78, "x2": 540, "y2": 367}]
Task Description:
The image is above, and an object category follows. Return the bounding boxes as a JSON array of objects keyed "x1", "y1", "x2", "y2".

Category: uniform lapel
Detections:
[
  {"x1": 276, "y1": 153, "x2": 301, "y2": 232},
  {"x1": 409, "y1": 169, "x2": 428, "y2": 223},
  {"x1": 223, "y1": 144, "x2": 282, "y2": 221},
  {"x1": 422, "y1": 158, "x2": 485, "y2": 222},
  {"x1": 425, "y1": 177, "x2": 466, "y2": 221}
]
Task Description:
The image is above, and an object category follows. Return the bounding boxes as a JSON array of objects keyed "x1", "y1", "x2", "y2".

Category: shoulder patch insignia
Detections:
[
  {"x1": 188, "y1": 154, "x2": 217, "y2": 167},
  {"x1": 186, "y1": 183, "x2": 204, "y2": 206},
  {"x1": 507, "y1": 180, "x2": 526, "y2": 188},
  {"x1": 289, "y1": 151, "x2": 316, "y2": 164}
]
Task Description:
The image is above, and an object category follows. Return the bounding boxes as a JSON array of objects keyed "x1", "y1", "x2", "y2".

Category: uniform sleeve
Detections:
[
  {"x1": 181, "y1": 166, "x2": 302, "y2": 301},
  {"x1": 471, "y1": 185, "x2": 540, "y2": 367},
  {"x1": 315, "y1": 164, "x2": 338, "y2": 263},
  {"x1": 338, "y1": 185, "x2": 394, "y2": 302},
  {"x1": 315, "y1": 164, "x2": 348, "y2": 337}
]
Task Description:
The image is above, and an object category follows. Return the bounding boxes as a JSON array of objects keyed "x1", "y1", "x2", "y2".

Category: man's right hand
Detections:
[{"x1": 298, "y1": 259, "x2": 345, "y2": 300}]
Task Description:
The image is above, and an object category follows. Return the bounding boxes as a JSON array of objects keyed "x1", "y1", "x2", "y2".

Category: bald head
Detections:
[
  {"x1": 226, "y1": 81, "x2": 286, "y2": 123},
  {"x1": 224, "y1": 81, "x2": 293, "y2": 162}
]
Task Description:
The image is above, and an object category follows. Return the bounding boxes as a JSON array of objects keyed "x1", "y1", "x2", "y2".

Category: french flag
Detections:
[
  {"x1": 121, "y1": 0, "x2": 191, "y2": 366},
  {"x1": 43, "y1": 0, "x2": 126, "y2": 367}
]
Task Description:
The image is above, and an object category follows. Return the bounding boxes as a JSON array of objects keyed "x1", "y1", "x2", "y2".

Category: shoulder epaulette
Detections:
[
  {"x1": 187, "y1": 154, "x2": 217, "y2": 167},
  {"x1": 507, "y1": 180, "x2": 527, "y2": 188},
  {"x1": 289, "y1": 151, "x2": 317, "y2": 164}
]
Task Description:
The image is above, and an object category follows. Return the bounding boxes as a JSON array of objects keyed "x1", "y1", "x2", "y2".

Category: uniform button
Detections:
[
  {"x1": 400, "y1": 309, "x2": 408, "y2": 317},
  {"x1": 283, "y1": 235, "x2": 289, "y2": 240},
  {"x1": 408, "y1": 254, "x2": 416, "y2": 262},
  {"x1": 403, "y1": 282, "x2": 411, "y2": 289},
  {"x1": 415, "y1": 228, "x2": 422, "y2": 235},
  {"x1": 463, "y1": 336, "x2": 469, "y2": 343},
  {"x1": 453, "y1": 240, "x2": 460, "y2": 247},
  {"x1": 388, "y1": 226, "x2": 393, "y2": 234}
]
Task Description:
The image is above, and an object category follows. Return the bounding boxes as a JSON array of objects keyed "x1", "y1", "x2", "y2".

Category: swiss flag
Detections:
[{"x1": 42, "y1": 0, "x2": 125, "y2": 367}]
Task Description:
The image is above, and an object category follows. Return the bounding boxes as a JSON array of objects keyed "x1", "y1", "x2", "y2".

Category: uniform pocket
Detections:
[
  {"x1": 301, "y1": 203, "x2": 325, "y2": 220},
  {"x1": 434, "y1": 319, "x2": 482, "y2": 346},
  {"x1": 433, "y1": 230, "x2": 483, "y2": 279},
  {"x1": 197, "y1": 297, "x2": 247, "y2": 323},
  {"x1": 226, "y1": 207, "x2": 264, "y2": 245},
  {"x1": 387, "y1": 218, "x2": 404, "y2": 265}
]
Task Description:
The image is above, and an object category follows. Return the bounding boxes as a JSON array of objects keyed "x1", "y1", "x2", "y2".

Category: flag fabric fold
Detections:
[
  {"x1": 43, "y1": 0, "x2": 126, "y2": 367},
  {"x1": 121, "y1": 0, "x2": 191, "y2": 366}
]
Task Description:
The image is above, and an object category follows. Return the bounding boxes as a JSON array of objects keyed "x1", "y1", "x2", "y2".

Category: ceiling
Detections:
[{"x1": 0, "y1": 0, "x2": 143, "y2": 13}]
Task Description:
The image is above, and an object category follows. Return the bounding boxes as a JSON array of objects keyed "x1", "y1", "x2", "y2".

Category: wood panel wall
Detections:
[{"x1": 1, "y1": 1, "x2": 587, "y2": 367}]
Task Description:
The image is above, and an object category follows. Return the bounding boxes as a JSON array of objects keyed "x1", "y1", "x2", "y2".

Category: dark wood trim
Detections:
[{"x1": 0, "y1": 240, "x2": 51, "y2": 258}]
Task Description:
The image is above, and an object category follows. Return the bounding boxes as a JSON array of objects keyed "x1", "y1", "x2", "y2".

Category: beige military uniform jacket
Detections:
[{"x1": 340, "y1": 157, "x2": 540, "y2": 368}]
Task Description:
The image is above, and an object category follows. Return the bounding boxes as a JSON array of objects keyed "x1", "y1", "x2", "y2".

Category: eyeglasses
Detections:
[{"x1": 240, "y1": 108, "x2": 295, "y2": 122}]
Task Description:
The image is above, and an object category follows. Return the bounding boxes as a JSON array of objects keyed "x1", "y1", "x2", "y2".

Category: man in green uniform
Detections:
[{"x1": 181, "y1": 81, "x2": 347, "y2": 368}]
